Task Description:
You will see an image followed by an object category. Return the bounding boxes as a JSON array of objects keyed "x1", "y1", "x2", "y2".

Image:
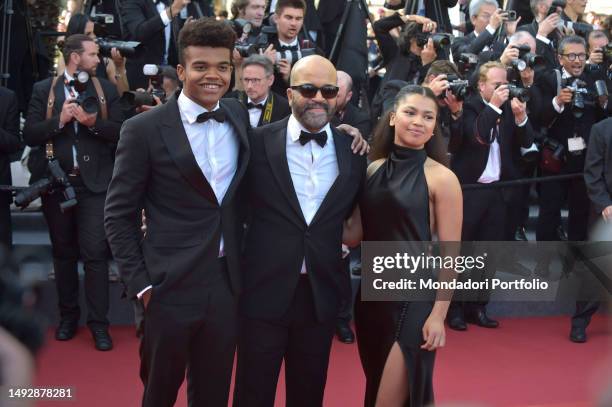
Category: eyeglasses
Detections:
[
  {"x1": 242, "y1": 78, "x2": 265, "y2": 85},
  {"x1": 560, "y1": 53, "x2": 587, "y2": 61},
  {"x1": 290, "y1": 84, "x2": 339, "y2": 99}
]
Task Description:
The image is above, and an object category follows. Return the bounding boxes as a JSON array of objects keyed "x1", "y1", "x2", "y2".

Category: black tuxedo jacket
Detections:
[
  {"x1": 584, "y1": 118, "x2": 612, "y2": 214},
  {"x1": 533, "y1": 69, "x2": 610, "y2": 172},
  {"x1": 451, "y1": 29, "x2": 504, "y2": 62},
  {"x1": 0, "y1": 87, "x2": 21, "y2": 184},
  {"x1": 105, "y1": 94, "x2": 250, "y2": 303},
  {"x1": 332, "y1": 103, "x2": 373, "y2": 140},
  {"x1": 240, "y1": 117, "x2": 366, "y2": 322},
  {"x1": 0, "y1": 87, "x2": 21, "y2": 202},
  {"x1": 23, "y1": 76, "x2": 122, "y2": 193},
  {"x1": 388, "y1": 0, "x2": 457, "y2": 33},
  {"x1": 451, "y1": 95, "x2": 535, "y2": 184},
  {"x1": 235, "y1": 90, "x2": 291, "y2": 127}
]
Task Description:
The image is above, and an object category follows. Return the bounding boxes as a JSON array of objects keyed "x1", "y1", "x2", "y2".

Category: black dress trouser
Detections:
[{"x1": 41, "y1": 175, "x2": 109, "y2": 329}]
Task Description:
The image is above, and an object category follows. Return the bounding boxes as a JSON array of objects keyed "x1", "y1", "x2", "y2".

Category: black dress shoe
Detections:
[
  {"x1": 335, "y1": 321, "x2": 355, "y2": 344},
  {"x1": 514, "y1": 226, "x2": 528, "y2": 241},
  {"x1": 91, "y1": 328, "x2": 113, "y2": 351},
  {"x1": 55, "y1": 319, "x2": 78, "y2": 341},
  {"x1": 448, "y1": 315, "x2": 467, "y2": 331},
  {"x1": 557, "y1": 225, "x2": 568, "y2": 241},
  {"x1": 466, "y1": 308, "x2": 499, "y2": 328},
  {"x1": 570, "y1": 326, "x2": 587, "y2": 343}
]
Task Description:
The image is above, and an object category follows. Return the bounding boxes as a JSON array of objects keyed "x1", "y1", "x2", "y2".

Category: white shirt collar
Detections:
[
  {"x1": 247, "y1": 95, "x2": 268, "y2": 107},
  {"x1": 279, "y1": 38, "x2": 299, "y2": 48},
  {"x1": 64, "y1": 71, "x2": 75, "y2": 82},
  {"x1": 287, "y1": 114, "x2": 332, "y2": 144},
  {"x1": 561, "y1": 68, "x2": 574, "y2": 79},
  {"x1": 178, "y1": 91, "x2": 221, "y2": 124}
]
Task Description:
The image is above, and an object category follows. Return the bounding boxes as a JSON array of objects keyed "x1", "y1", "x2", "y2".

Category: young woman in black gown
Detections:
[{"x1": 344, "y1": 85, "x2": 463, "y2": 406}]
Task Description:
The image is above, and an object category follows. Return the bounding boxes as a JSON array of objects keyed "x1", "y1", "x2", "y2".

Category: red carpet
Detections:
[{"x1": 35, "y1": 315, "x2": 611, "y2": 407}]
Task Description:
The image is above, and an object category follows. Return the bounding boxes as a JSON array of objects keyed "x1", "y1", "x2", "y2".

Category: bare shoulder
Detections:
[{"x1": 424, "y1": 157, "x2": 461, "y2": 193}]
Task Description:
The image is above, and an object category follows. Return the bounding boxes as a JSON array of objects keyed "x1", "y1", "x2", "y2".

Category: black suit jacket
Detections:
[
  {"x1": 105, "y1": 94, "x2": 250, "y2": 303},
  {"x1": 451, "y1": 95, "x2": 535, "y2": 184},
  {"x1": 241, "y1": 117, "x2": 366, "y2": 322},
  {"x1": 385, "y1": 0, "x2": 457, "y2": 33},
  {"x1": 533, "y1": 69, "x2": 610, "y2": 172},
  {"x1": 23, "y1": 76, "x2": 122, "y2": 193},
  {"x1": 332, "y1": 103, "x2": 373, "y2": 140},
  {"x1": 517, "y1": 21, "x2": 560, "y2": 71},
  {"x1": 584, "y1": 118, "x2": 612, "y2": 214},
  {"x1": 234, "y1": 90, "x2": 291, "y2": 127},
  {"x1": 0, "y1": 87, "x2": 21, "y2": 202},
  {"x1": 121, "y1": 0, "x2": 184, "y2": 89},
  {"x1": 451, "y1": 29, "x2": 504, "y2": 62}
]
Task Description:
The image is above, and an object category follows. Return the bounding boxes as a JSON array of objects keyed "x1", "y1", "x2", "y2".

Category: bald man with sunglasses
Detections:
[{"x1": 233, "y1": 55, "x2": 367, "y2": 407}]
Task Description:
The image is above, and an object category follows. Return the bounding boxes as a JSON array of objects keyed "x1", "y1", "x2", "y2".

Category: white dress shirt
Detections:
[
  {"x1": 286, "y1": 114, "x2": 338, "y2": 273},
  {"x1": 247, "y1": 95, "x2": 267, "y2": 128},
  {"x1": 137, "y1": 91, "x2": 239, "y2": 299},
  {"x1": 157, "y1": 1, "x2": 172, "y2": 64}
]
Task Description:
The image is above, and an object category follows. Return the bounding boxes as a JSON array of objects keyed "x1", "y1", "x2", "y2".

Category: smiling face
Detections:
[
  {"x1": 177, "y1": 46, "x2": 233, "y2": 110},
  {"x1": 390, "y1": 93, "x2": 438, "y2": 149}
]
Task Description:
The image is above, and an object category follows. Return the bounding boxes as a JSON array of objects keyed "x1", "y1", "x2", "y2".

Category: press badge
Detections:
[{"x1": 568, "y1": 136, "x2": 586, "y2": 152}]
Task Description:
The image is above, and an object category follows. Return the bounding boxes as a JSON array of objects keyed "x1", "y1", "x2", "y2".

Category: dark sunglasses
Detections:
[{"x1": 290, "y1": 84, "x2": 339, "y2": 99}]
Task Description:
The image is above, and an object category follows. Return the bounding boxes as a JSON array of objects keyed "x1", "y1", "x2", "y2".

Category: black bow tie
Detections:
[
  {"x1": 196, "y1": 108, "x2": 226, "y2": 123},
  {"x1": 279, "y1": 44, "x2": 299, "y2": 52},
  {"x1": 299, "y1": 130, "x2": 327, "y2": 147},
  {"x1": 247, "y1": 102, "x2": 264, "y2": 110}
]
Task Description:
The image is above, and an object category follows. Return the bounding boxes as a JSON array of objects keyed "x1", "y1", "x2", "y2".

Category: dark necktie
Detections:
[
  {"x1": 299, "y1": 130, "x2": 327, "y2": 147},
  {"x1": 247, "y1": 102, "x2": 264, "y2": 110},
  {"x1": 279, "y1": 44, "x2": 298, "y2": 52},
  {"x1": 196, "y1": 109, "x2": 226, "y2": 123}
]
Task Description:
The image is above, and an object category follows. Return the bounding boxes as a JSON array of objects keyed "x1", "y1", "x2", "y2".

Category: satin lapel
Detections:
[
  {"x1": 220, "y1": 99, "x2": 250, "y2": 205},
  {"x1": 310, "y1": 127, "x2": 351, "y2": 226},
  {"x1": 159, "y1": 95, "x2": 218, "y2": 205},
  {"x1": 263, "y1": 118, "x2": 306, "y2": 225}
]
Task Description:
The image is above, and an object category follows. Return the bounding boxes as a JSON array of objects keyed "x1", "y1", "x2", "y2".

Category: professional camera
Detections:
[
  {"x1": 97, "y1": 38, "x2": 143, "y2": 59},
  {"x1": 90, "y1": 13, "x2": 114, "y2": 37},
  {"x1": 12, "y1": 159, "x2": 77, "y2": 212},
  {"x1": 120, "y1": 64, "x2": 168, "y2": 108},
  {"x1": 507, "y1": 84, "x2": 531, "y2": 102},
  {"x1": 514, "y1": 44, "x2": 545, "y2": 69},
  {"x1": 416, "y1": 32, "x2": 453, "y2": 51},
  {"x1": 569, "y1": 22, "x2": 593, "y2": 38},
  {"x1": 0, "y1": 250, "x2": 45, "y2": 356},
  {"x1": 232, "y1": 20, "x2": 277, "y2": 58},
  {"x1": 547, "y1": 0, "x2": 566, "y2": 16},
  {"x1": 444, "y1": 74, "x2": 470, "y2": 101},
  {"x1": 456, "y1": 53, "x2": 478, "y2": 75},
  {"x1": 560, "y1": 77, "x2": 590, "y2": 118},
  {"x1": 68, "y1": 71, "x2": 99, "y2": 114},
  {"x1": 275, "y1": 40, "x2": 317, "y2": 65}
]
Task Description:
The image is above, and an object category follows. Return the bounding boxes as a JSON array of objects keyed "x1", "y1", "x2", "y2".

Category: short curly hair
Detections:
[{"x1": 178, "y1": 17, "x2": 236, "y2": 65}]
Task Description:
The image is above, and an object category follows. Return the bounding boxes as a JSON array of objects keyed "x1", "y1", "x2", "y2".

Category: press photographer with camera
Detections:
[
  {"x1": 451, "y1": 0, "x2": 508, "y2": 62},
  {"x1": 448, "y1": 61, "x2": 535, "y2": 331},
  {"x1": 22, "y1": 34, "x2": 122, "y2": 351},
  {"x1": 121, "y1": 0, "x2": 212, "y2": 89},
  {"x1": 533, "y1": 35, "x2": 611, "y2": 242},
  {"x1": 231, "y1": 0, "x2": 267, "y2": 42},
  {"x1": 56, "y1": 13, "x2": 131, "y2": 97},
  {"x1": 517, "y1": 0, "x2": 566, "y2": 71},
  {"x1": 586, "y1": 30, "x2": 612, "y2": 75},
  {"x1": 0, "y1": 87, "x2": 21, "y2": 249}
]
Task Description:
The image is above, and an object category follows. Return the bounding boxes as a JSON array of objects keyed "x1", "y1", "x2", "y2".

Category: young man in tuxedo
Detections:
[
  {"x1": 236, "y1": 54, "x2": 291, "y2": 128},
  {"x1": 449, "y1": 61, "x2": 535, "y2": 331},
  {"x1": 233, "y1": 55, "x2": 367, "y2": 406},
  {"x1": 23, "y1": 34, "x2": 122, "y2": 351},
  {"x1": 105, "y1": 18, "x2": 249, "y2": 407}
]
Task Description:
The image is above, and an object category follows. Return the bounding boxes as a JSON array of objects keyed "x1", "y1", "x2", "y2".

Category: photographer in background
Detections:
[
  {"x1": 451, "y1": 0, "x2": 508, "y2": 62},
  {"x1": 56, "y1": 13, "x2": 130, "y2": 96},
  {"x1": 231, "y1": 0, "x2": 267, "y2": 41},
  {"x1": 586, "y1": 30, "x2": 612, "y2": 75},
  {"x1": 449, "y1": 61, "x2": 535, "y2": 331},
  {"x1": 22, "y1": 34, "x2": 122, "y2": 352},
  {"x1": 0, "y1": 87, "x2": 21, "y2": 249},
  {"x1": 517, "y1": 0, "x2": 565, "y2": 71},
  {"x1": 534, "y1": 35, "x2": 610, "y2": 242},
  {"x1": 383, "y1": 0, "x2": 458, "y2": 33}
]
